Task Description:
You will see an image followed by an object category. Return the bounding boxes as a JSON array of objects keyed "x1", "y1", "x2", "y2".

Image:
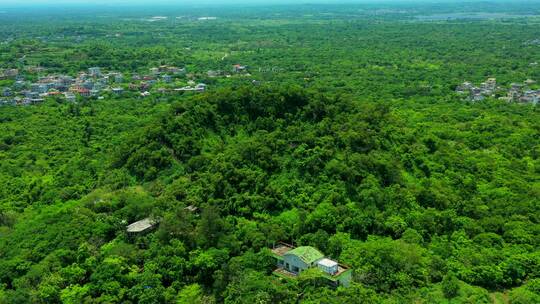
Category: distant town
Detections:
[
  {"x1": 0, "y1": 64, "x2": 250, "y2": 106},
  {"x1": 456, "y1": 78, "x2": 539, "y2": 104}
]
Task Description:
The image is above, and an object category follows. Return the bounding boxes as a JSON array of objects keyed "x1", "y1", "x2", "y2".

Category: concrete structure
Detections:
[
  {"x1": 456, "y1": 81, "x2": 473, "y2": 94},
  {"x1": 162, "y1": 75, "x2": 172, "y2": 83},
  {"x1": 271, "y1": 242, "x2": 353, "y2": 287},
  {"x1": 14, "y1": 81, "x2": 26, "y2": 90},
  {"x1": 525, "y1": 79, "x2": 536, "y2": 86},
  {"x1": 195, "y1": 83, "x2": 207, "y2": 92},
  {"x1": 317, "y1": 258, "x2": 339, "y2": 275},
  {"x1": 1, "y1": 69, "x2": 19, "y2": 78},
  {"x1": 64, "y1": 92, "x2": 76, "y2": 102},
  {"x1": 174, "y1": 67, "x2": 187, "y2": 75},
  {"x1": 2, "y1": 88, "x2": 12, "y2": 97},
  {"x1": 232, "y1": 64, "x2": 247, "y2": 73},
  {"x1": 88, "y1": 67, "x2": 101, "y2": 77},
  {"x1": 281, "y1": 246, "x2": 324, "y2": 273},
  {"x1": 25, "y1": 91, "x2": 39, "y2": 99},
  {"x1": 114, "y1": 74, "x2": 124, "y2": 83},
  {"x1": 174, "y1": 83, "x2": 207, "y2": 93},
  {"x1": 78, "y1": 88, "x2": 91, "y2": 97},
  {"x1": 126, "y1": 218, "x2": 157, "y2": 235},
  {"x1": 207, "y1": 70, "x2": 220, "y2": 77},
  {"x1": 185, "y1": 205, "x2": 199, "y2": 212}
]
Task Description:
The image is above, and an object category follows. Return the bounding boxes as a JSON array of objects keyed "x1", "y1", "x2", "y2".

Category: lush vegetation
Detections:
[{"x1": 0, "y1": 2, "x2": 539, "y2": 303}]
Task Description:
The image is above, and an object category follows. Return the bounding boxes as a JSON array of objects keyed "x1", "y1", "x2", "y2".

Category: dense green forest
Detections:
[{"x1": 0, "y1": 2, "x2": 539, "y2": 303}]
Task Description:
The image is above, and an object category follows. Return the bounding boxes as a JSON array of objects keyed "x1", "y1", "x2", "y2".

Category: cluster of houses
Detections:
[
  {"x1": 456, "y1": 78, "x2": 498, "y2": 101},
  {"x1": 0, "y1": 65, "x2": 212, "y2": 106},
  {"x1": 206, "y1": 64, "x2": 250, "y2": 78},
  {"x1": 456, "y1": 78, "x2": 539, "y2": 104},
  {"x1": 0, "y1": 63, "x2": 254, "y2": 106},
  {"x1": 1, "y1": 67, "x2": 122, "y2": 106},
  {"x1": 524, "y1": 39, "x2": 540, "y2": 46}
]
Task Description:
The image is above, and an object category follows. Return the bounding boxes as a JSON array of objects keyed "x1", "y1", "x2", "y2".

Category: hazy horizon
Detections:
[{"x1": 2, "y1": 0, "x2": 537, "y2": 7}]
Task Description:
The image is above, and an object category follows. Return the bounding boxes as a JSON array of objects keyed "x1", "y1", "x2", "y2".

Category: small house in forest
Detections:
[
  {"x1": 185, "y1": 205, "x2": 199, "y2": 212},
  {"x1": 232, "y1": 64, "x2": 247, "y2": 73},
  {"x1": 271, "y1": 242, "x2": 353, "y2": 287},
  {"x1": 126, "y1": 218, "x2": 157, "y2": 236}
]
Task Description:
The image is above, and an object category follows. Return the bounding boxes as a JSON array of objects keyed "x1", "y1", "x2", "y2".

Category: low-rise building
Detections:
[
  {"x1": 88, "y1": 67, "x2": 102, "y2": 77},
  {"x1": 471, "y1": 94, "x2": 485, "y2": 102},
  {"x1": 162, "y1": 75, "x2": 172, "y2": 83},
  {"x1": 25, "y1": 91, "x2": 40, "y2": 99},
  {"x1": 168, "y1": 67, "x2": 186, "y2": 75},
  {"x1": 185, "y1": 205, "x2": 199, "y2": 212},
  {"x1": 30, "y1": 83, "x2": 48, "y2": 94},
  {"x1": 4, "y1": 69, "x2": 19, "y2": 77},
  {"x1": 174, "y1": 83, "x2": 207, "y2": 93},
  {"x1": 127, "y1": 218, "x2": 157, "y2": 236},
  {"x1": 14, "y1": 81, "x2": 27, "y2": 90},
  {"x1": 82, "y1": 81, "x2": 94, "y2": 90},
  {"x1": 78, "y1": 88, "x2": 91, "y2": 97},
  {"x1": 271, "y1": 242, "x2": 353, "y2": 287},
  {"x1": 30, "y1": 98, "x2": 44, "y2": 104},
  {"x1": 195, "y1": 83, "x2": 207, "y2": 92},
  {"x1": 456, "y1": 81, "x2": 473, "y2": 94},
  {"x1": 207, "y1": 70, "x2": 220, "y2": 77},
  {"x1": 25, "y1": 66, "x2": 46, "y2": 74},
  {"x1": 2, "y1": 88, "x2": 11, "y2": 97},
  {"x1": 232, "y1": 64, "x2": 247, "y2": 73},
  {"x1": 0, "y1": 98, "x2": 16, "y2": 106},
  {"x1": 525, "y1": 79, "x2": 536, "y2": 86},
  {"x1": 114, "y1": 73, "x2": 124, "y2": 83},
  {"x1": 48, "y1": 91, "x2": 62, "y2": 97},
  {"x1": 65, "y1": 92, "x2": 76, "y2": 102},
  {"x1": 140, "y1": 82, "x2": 151, "y2": 91}
]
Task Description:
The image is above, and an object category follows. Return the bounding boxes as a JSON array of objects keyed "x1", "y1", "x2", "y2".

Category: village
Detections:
[
  {"x1": 0, "y1": 64, "x2": 250, "y2": 106},
  {"x1": 456, "y1": 77, "x2": 539, "y2": 104}
]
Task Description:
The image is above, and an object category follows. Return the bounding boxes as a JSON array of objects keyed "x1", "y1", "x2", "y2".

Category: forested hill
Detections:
[{"x1": 0, "y1": 85, "x2": 538, "y2": 303}]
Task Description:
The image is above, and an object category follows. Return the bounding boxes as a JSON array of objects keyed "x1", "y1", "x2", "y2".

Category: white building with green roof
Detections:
[{"x1": 271, "y1": 242, "x2": 353, "y2": 287}]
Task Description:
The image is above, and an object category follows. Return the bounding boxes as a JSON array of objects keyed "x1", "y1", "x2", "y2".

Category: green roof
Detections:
[
  {"x1": 323, "y1": 268, "x2": 353, "y2": 281},
  {"x1": 284, "y1": 246, "x2": 324, "y2": 264},
  {"x1": 272, "y1": 253, "x2": 284, "y2": 260}
]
